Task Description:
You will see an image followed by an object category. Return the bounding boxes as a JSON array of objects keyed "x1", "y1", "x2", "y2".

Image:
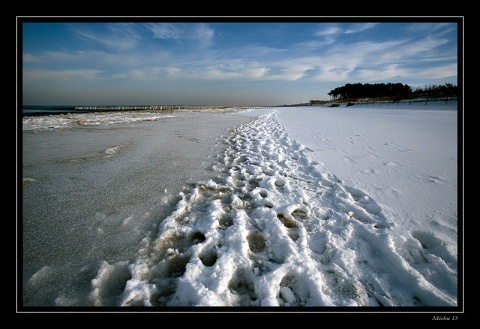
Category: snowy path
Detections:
[{"x1": 114, "y1": 112, "x2": 457, "y2": 307}]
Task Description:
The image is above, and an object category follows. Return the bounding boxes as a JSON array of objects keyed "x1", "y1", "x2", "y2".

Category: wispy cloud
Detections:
[
  {"x1": 23, "y1": 48, "x2": 172, "y2": 71},
  {"x1": 145, "y1": 23, "x2": 184, "y2": 39},
  {"x1": 344, "y1": 23, "x2": 378, "y2": 34},
  {"x1": 22, "y1": 21, "x2": 458, "y2": 105},
  {"x1": 191, "y1": 23, "x2": 215, "y2": 44},
  {"x1": 406, "y1": 22, "x2": 456, "y2": 34},
  {"x1": 315, "y1": 25, "x2": 341, "y2": 37},
  {"x1": 354, "y1": 63, "x2": 457, "y2": 81},
  {"x1": 311, "y1": 23, "x2": 378, "y2": 49},
  {"x1": 23, "y1": 31, "x2": 454, "y2": 85},
  {"x1": 194, "y1": 67, "x2": 267, "y2": 80},
  {"x1": 163, "y1": 66, "x2": 182, "y2": 77},
  {"x1": 403, "y1": 63, "x2": 457, "y2": 80},
  {"x1": 113, "y1": 66, "x2": 180, "y2": 80},
  {"x1": 69, "y1": 23, "x2": 142, "y2": 51},
  {"x1": 145, "y1": 23, "x2": 215, "y2": 45},
  {"x1": 315, "y1": 23, "x2": 377, "y2": 36}
]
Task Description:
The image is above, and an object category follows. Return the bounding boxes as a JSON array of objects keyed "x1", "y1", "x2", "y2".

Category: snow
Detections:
[
  {"x1": 21, "y1": 101, "x2": 460, "y2": 311},
  {"x1": 22, "y1": 111, "x2": 176, "y2": 130}
]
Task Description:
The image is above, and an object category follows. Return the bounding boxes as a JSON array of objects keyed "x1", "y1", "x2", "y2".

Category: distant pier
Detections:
[{"x1": 74, "y1": 105, "x2": 250, "y2": 111}]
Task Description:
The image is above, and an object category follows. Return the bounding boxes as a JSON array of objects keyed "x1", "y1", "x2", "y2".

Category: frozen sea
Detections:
[{"x1": 20, "y1": 101, "x2": 461, "y2": 312}]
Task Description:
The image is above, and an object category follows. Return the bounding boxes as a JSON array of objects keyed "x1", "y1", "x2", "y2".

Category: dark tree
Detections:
[{"x1": 327, "y1": 82, "x2": 456, "y2": 101}]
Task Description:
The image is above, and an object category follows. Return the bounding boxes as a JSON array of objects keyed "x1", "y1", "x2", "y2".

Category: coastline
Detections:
[{"x1": 21, "y1": 110, "x2": 253, "y2": 306}]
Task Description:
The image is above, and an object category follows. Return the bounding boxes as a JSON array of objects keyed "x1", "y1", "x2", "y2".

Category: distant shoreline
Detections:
[
  {"x1": 285, "y1": 96, "x2": 458, "y2": 107},
  {"x1": 21, "y1": 105, "x2": 253, "y2": 117},
  {"x1": 22, "y1": 96, "x2": 458, "y2": 117}
]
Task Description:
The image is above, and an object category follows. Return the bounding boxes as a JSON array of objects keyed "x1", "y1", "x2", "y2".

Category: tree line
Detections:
[{"x1": 325, "y1": 82, "x2": 458, "y2": 101}]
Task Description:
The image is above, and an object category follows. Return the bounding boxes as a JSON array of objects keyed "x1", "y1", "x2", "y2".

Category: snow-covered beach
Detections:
[{"x1": 20, "y1": 101, "x2": 460, "y2": 311}]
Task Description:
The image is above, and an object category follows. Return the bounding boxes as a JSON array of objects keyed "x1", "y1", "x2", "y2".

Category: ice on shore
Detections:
[{"x1": 22, "y1": 111, "x2": 176, "y2": 130}]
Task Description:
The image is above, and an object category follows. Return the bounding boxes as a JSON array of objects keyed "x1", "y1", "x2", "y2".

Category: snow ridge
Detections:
[{"x1": 119, "y1": 112, "x2": 457, "y2": 307}]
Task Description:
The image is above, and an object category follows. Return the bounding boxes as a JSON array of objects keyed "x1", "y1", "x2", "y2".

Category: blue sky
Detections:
[{"x1": 21, "y1": 18, "x2": 460, "y2": 106}]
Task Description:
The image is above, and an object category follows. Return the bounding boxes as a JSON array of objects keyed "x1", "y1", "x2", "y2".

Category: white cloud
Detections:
[
  {"x1": 200, "y1": 69, "x2": 243, "y2": 80},
  {"x1": 247, "y1": 67, "x2": 269, "y2": 79},
  {"x1": 315, "y1": 25, "x2": 342, "y2": 37},
  {"x1": 302, "y1": 38, "x2": 335, "y2": 48},
  {"x1": 145, "y1": 23, "x2": 214, "y2": 45},
  {"x1": 163, "y1": 66, "x2": 182, "y2": 77},
  {"x1": 23, "y1": 48, "x2": 172, "y2": 71},
  {"x1": 353, "y1": 64, "x2": 407, "y2": 81},
  {"x1": 146, "y1": 23, "x2": 184, "y2": 39},
  {"x1": 315, "y1": 23, "x2": 377, "y2": 37},
  {"x1": 407, "y1": 22, "x2": 456, "y2": 34},
  {"x1": 344, "y1": 23, "x2": 378, "y2": 34},
  {"x1": 318, "y1": 36, "x2": 447, "y2": 71},
  {"x1": 70, "y1": 23, "x2": 141, "y2": 51},
  {"x1": 23, "y1": 23, "x2": 457, "y2": 88},
  {"x1": 393, "y1": 36, "x2": 450, "y2": 59},
  {"x1": 314, "y1": 64, "x2": 356, "y2": 82},
  {"x1": 352, "y1": 62, "x2": 457, "y2": 81},
  {"x1": 191, "y1": 23, "x2": 215, "y2": 44},
  {"x1": 404, "y1": 63, "x2": 458, "y2": 79}
]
